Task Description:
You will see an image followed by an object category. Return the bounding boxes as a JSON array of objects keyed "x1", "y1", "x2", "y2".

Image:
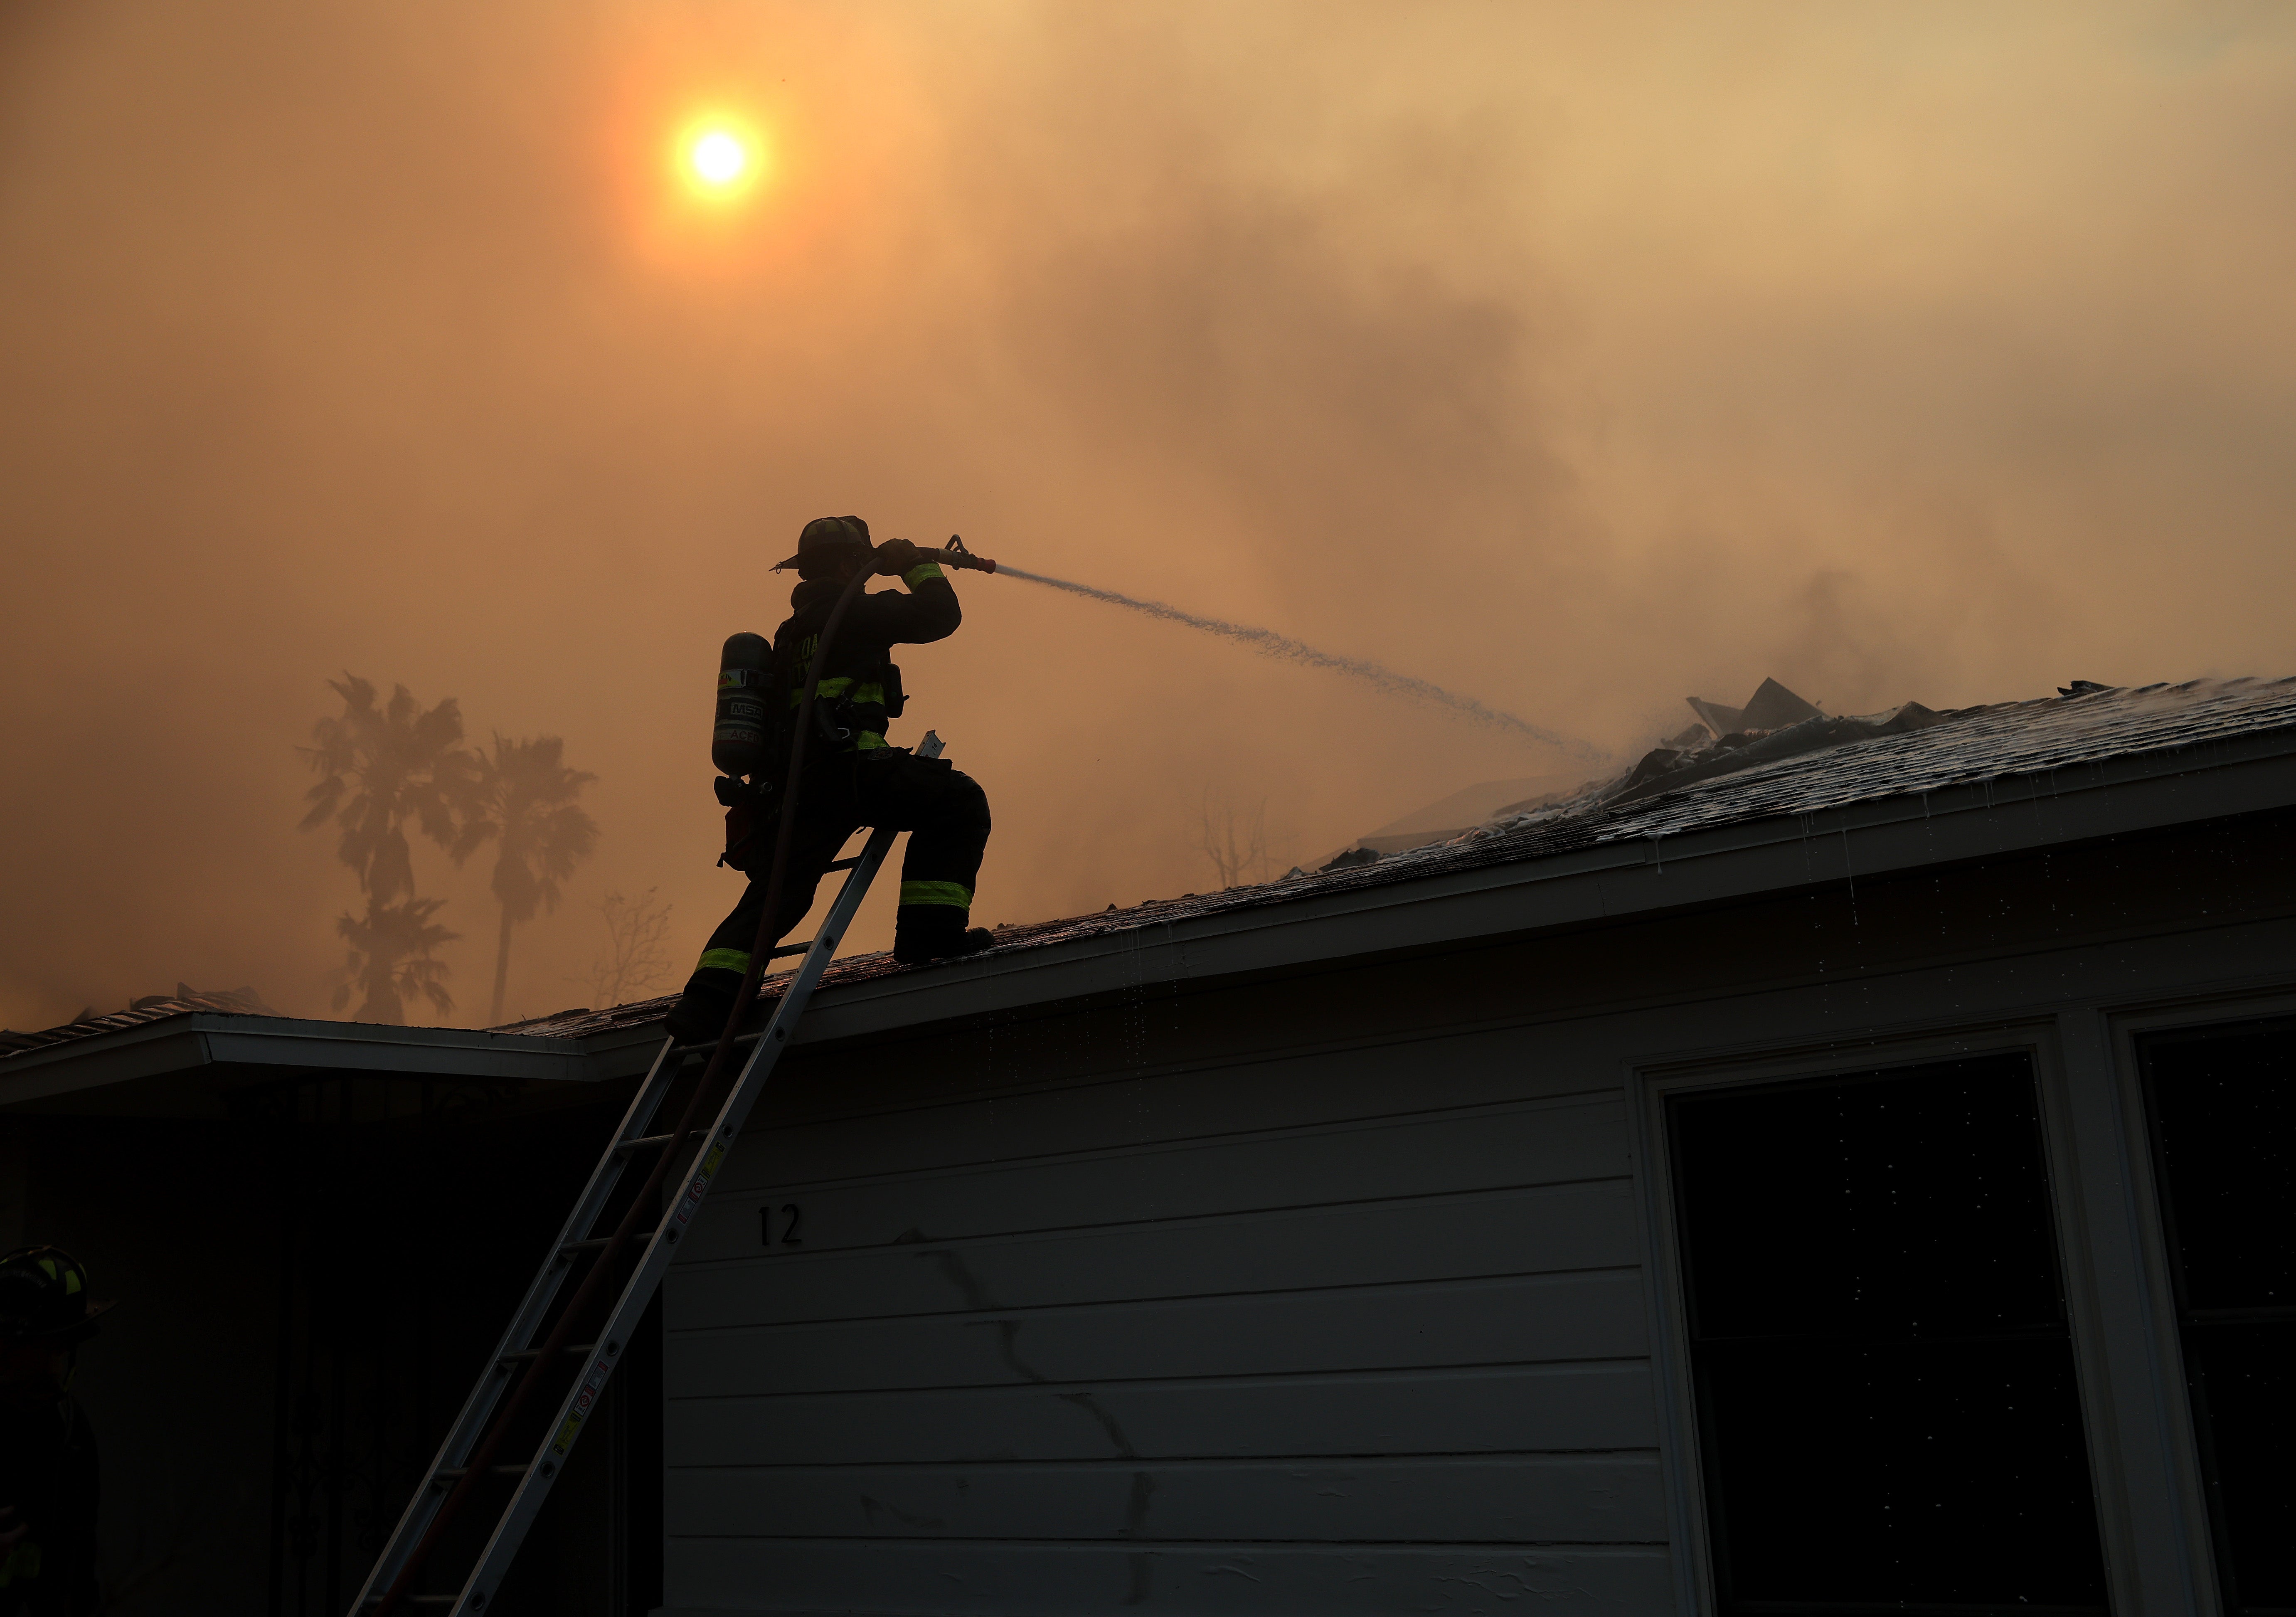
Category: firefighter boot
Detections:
[
  {"x1": 892, "y1": 908, "x2": 994, "y2": 966},
  {"x1": 665, "y1": 967, "x2": 744, "y2": 1045}
]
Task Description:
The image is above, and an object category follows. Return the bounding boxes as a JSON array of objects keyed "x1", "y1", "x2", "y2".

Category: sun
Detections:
[
  {"x1": 690, "y1": 129, "x2": 748, "y2": 187},
  {"x1": 673, "y1": 116, "x2": 766, "y2": 202}
]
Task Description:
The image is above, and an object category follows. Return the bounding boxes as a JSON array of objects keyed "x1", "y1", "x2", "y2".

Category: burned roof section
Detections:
[
  {"x1": 1434, "y1": 674, "x2": 2294, "y2": 854},
  {"x1": 1321, "y1": 675, "x2": 1902, "y2": 866},
  {"x1": 1601, "y1": 698, "x2": 1949, "y2": 809},
  {"x1": 1325, "y1": 675, "x2": 1849, "y2": 865},
  {"x1": 1685, "y1": 675, "x2": 1827, "y2": 740}
]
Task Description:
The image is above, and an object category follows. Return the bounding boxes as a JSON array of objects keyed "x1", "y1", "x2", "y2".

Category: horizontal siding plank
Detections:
[
  {"x1": 666, "y1": 1453, "x2": 1666, "y2": 1543},
  {"x1": 671, "y1": 1179, "x2": 1636, "y2": 1318},
  {"x1": 668, "y1": 1361, "x2": 1658, "y2": 1466},
  {"x1": 698, "y1": 1097, "x2": 1625, "y2": 1247},
  {"x1": 664, "y1": 1540, "x2": 1675, "y2": 1615},
  {"x1": 668, "y1": 1270, "x2": 1647, "y2": 1396}
]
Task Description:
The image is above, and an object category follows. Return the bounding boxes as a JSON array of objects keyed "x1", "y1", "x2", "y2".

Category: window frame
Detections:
[
  {"x1": 2123, "y1": 1000, "x2": 2296, "y2": 1617},
  {"x1": 1628, "y1": 1021, "x2": 2119, "y2": 1617},
  {"x1": 2097, "y1": 989, "x2": 2296, "y2": 1617}
]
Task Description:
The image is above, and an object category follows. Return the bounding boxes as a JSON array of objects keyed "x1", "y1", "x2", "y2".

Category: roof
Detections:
[
  {"x1": 0, "y1": 987, "x2": 279, "y2": 1057},
  {"x1": 507, "y1": 675, "x2": 2296, "y2": 1044}
]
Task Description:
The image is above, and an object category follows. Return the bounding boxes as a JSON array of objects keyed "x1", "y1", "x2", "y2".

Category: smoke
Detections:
[
  {"x1": 3, "y1": 2, "x2": 2296, "y2": 1030},
  {"x1": 997, "y1": 567, "x2": 1610, "y2": 762}
]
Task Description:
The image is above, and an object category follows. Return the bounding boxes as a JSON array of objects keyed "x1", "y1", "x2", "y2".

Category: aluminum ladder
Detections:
[{"x1": 348, "y1": 731, "x2": 944, "y2": 1614}]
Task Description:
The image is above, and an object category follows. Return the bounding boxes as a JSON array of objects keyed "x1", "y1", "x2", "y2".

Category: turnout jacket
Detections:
[
  {"x1": 776, "y1": 560, "x2": 960, "y2": 752},
  {"x1": 0, "y1": 1395, "x2": 99, "y2": 1617}
]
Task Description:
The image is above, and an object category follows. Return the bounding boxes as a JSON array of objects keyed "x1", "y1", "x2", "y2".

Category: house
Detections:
[{"x1": 7, "y1": 676, "x2": 2294, "y2": 1617}]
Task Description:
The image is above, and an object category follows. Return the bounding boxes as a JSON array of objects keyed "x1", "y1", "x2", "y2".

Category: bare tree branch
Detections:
[
  {"x1": 1197, "y1": 789, "x2": 1269, "y2": 889},
  {"x1": 570, "y1": 888, "x2": 676, "y2": 1009}
]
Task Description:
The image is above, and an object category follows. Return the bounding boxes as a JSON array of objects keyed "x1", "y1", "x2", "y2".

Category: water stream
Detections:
[{"x1": 998, "y1": 564, "x2": 1609, "y2": 763}]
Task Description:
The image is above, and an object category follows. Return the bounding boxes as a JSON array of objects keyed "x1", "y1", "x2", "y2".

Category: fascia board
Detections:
[
  {"x1": 583, "y1": 1023, "x2": 677, "y2": 1082},
  {"x1": 195, "y1": 1023, "x2": 593, "y2": 1082},
  {"x1": 0, "y1": 1013, "x2": 594, "y2": 1111},
  {"x1": 786, "y1": 733, "x2": 2296, "y2": 1045}
]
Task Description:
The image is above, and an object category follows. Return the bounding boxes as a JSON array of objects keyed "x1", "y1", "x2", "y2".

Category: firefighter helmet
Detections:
[
  {"x1": 771, "y1": 515, "x2": 872, "y2": 573},
  {"x1": 0, "y1": 1247, "x2": 113, "y2": 1341}
]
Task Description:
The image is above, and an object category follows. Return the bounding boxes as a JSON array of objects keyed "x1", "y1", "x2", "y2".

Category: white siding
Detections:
[{"x1": 660, "y1": 836, "x2": 2296, "y2": 1615}]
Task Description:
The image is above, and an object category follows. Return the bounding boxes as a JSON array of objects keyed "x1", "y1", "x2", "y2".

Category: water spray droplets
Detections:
[{"x1": 998, "y1": 565, "x2": 1608, "y2": 762}]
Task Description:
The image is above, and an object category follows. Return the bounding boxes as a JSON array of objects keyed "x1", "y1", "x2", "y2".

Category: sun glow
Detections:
[{"x1": 675, "y1": 116, "x2": 765, "y2": 202}]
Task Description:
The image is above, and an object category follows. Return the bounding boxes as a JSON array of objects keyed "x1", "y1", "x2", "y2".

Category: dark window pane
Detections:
[
  {"x1": 1671, "y1": 1055, "x2": 2107, "y2": 1613},
  {"x1": 1698, "y1": 1339, "x2": 2102, "y2": 1605},
  {"x1": 2146, "y1": 1025, "x2": 2296, "y2": 1311},
  {"x1": 2141, "y1": 1020, "x2": 2296, "y2": 1616},
  {"x1": 1674, "y1": 1057, "x2": 2065, "y2": 1341},
  {"x1": 2181, "y1": 1324, "x2": 2296, "y2": 1611}
]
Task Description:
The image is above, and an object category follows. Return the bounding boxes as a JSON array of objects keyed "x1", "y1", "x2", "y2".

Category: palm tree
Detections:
[
  {"x1": 300, "y1": 675, "x2": 475, "y2": 1023},
  {"x1": 300, "y1": 676, "x2": 473, "y2": 903},
  {"x1": 451, "y1": 735, "x2": 599, "y2": 1025},
  {"x1": 334, "y1": 898, "x2": 459, "y2": 1024}
]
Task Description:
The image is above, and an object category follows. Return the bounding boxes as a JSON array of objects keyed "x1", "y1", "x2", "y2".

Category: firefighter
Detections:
[
  {"x1": 666, "y1": 516, "x2": 993, "y2": 1044},
  {"x1": 0, "y1": 1247, "x2": 108, "y2": 1617}
]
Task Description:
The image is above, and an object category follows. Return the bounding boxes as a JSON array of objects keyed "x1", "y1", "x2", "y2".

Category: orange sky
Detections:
[{"x1": 4, "y1": 2, "x2": 2294, "y2": 1030}]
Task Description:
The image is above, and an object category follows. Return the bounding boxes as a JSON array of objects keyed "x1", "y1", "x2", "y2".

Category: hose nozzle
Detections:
[{"x1": 927, "y1": 534, "x2": 997, "y2": 573}]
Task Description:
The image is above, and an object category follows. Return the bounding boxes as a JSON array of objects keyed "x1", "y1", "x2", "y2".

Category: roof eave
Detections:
[{"x1": 0, "y1": 1013, "x2": 595, "y2": 1116}]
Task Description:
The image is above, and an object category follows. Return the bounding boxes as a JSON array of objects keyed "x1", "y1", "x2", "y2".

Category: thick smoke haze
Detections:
[{"x1": 4, "y1": 2, "x2": 2294, "y2": 1030}]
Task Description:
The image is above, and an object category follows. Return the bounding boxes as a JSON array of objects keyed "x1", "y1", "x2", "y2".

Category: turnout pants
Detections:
[{"x1": 697, "y1": 747, "x2": 992, "y2": 975}]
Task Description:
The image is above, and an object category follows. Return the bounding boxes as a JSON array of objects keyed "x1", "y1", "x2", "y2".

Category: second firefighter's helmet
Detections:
[{"x1": 0, "y1": 1246, "x2": 113, "y2": 1341}]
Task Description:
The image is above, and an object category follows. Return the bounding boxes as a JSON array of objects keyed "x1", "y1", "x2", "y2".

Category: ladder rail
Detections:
[
  {"x1": 439, "y1": 803, "x2": 912, "y2": 1614},
  {"x1": 348, "y1": 1035, "x2": 687, "y2": 1610}
]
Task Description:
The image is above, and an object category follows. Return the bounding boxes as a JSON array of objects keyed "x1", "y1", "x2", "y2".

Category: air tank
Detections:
[{"x1": 712, "y1": 631, "x2": 771, "y2": 777}]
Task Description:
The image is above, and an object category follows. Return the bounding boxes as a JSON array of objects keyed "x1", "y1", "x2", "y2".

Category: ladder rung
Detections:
[
  {"x1": 774, "y1": 924, "x2": 842, "y2": 960},
  {"x1": 435, "y1": 1462, "x2": 529, "y2": 1480},
  {"x1": 825, "y1": 855, "x2": 861, "y2": 871},
  {"x1": 500, "y1": 1341, "x2": 594, "y2": 1363},
  {"x1": 561, "y1": 1229, "x2": 653, "y2": 1255},
  {"x1": 615, "y1": 1132, "x2": 675, "y2": 1155},
  {"x1": 669, "y1": 1029, "x2": 762, "y2": 1052},
  {"x1": 366, "y1": 1596, "x2": 456, "y2": 1608}
]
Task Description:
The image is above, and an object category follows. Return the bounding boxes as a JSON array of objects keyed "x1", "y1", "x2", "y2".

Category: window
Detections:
[
  {"x1": 1669, "y1": 1054, "x2": 2108, "y2": 1614},
  {"x1": 2140, "y1": 1019, "x2": 2296, "y2": 1617}
]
